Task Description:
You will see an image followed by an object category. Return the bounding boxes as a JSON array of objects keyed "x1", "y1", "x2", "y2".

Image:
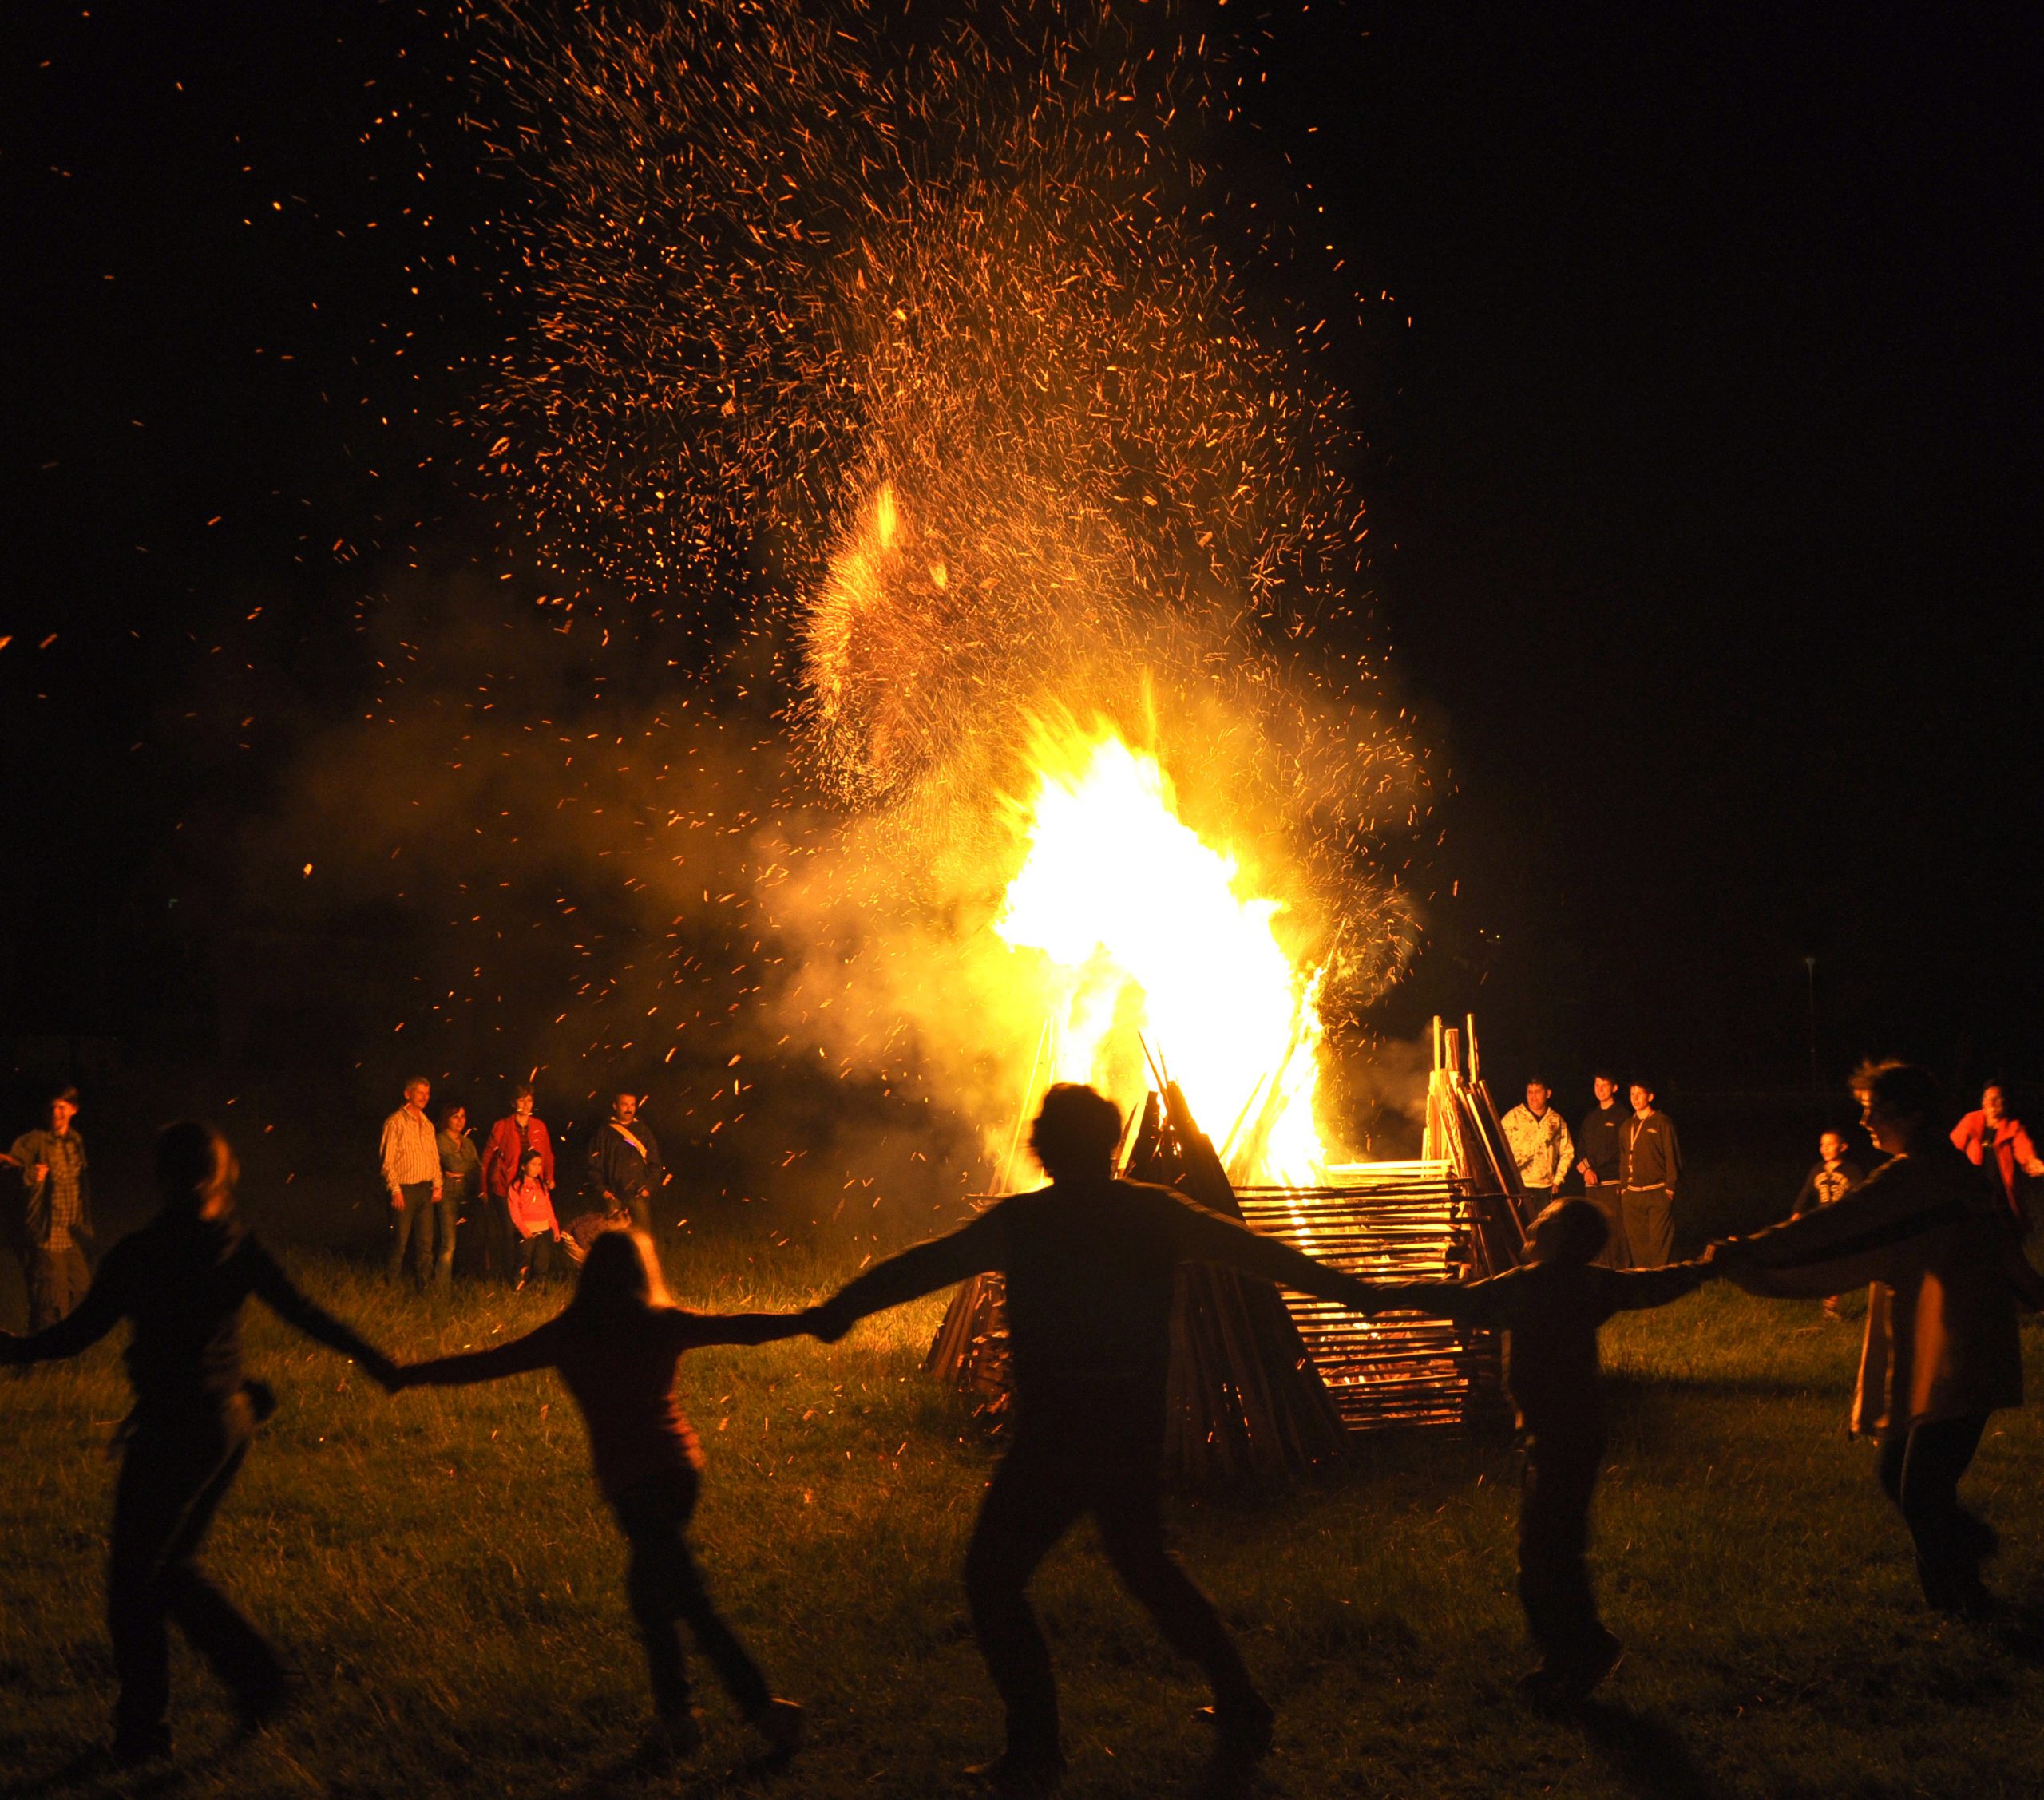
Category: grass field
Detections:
[{"x1": 4, "y1": 1236, "x2": 2044, "y2": 1800}]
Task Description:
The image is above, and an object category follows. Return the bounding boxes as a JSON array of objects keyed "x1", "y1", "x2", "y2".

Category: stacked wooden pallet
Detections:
[{"x1": 1237, "y1": 1161, "x2": 1508, "y2": 1432}]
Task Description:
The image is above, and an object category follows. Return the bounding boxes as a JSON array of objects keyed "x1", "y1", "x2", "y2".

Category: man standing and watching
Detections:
[
  {"x1": 1619, "y1": 1080, "x2": 1682, "y2": 1268},
  {"x1": 1502, "y1": 1080, "x2": 1574, "y2": 1224},
  {"x1": 1950, "y1": 1082, "x2": 2043, "y2": 1237},
  {"x1": 591, "y1": 1092, "x2": 664, "y2": 1236},
  {"x1": 1576, "y1": 1072, "x2": 1629, "y2": 1266},
  {"x1": 379, "y1": 1077, "x2": 442, "y2": 1288},
  {"x1": 1792, "y1": 1128, "x2": 1866, "y2": 1319},
  {"x1": 9, "y1": 1086, "x2": 95, "y2": 1330}
]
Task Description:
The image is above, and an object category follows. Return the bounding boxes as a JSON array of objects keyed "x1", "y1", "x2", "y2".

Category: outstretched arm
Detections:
[
  {"x1": 397, "y1": 1320, "x2": 562, "y2": 1389},
  {"x1": 1355, "y1": 1277, "x2": 1511, "y2": 1327},
  {"x1": 1167, "y1": 1200, "x2": 1372, "y2": 1310},
  {"x1": 814, "y1": 1213, "x2": 1005, "y2": 1339},
  {"x1": 0, "y1": 1248, "x2": 131, "y2": 1363},
  {"x1": 249, "y1": 1244, "x2": 401, "y2": 1389},
  {"x1": 671, "y1": 1307, "x2": 822, "y2": 1351},
  {"x1": 1602, "y1": 1260, "x2": 1709, "y2": 1311}
]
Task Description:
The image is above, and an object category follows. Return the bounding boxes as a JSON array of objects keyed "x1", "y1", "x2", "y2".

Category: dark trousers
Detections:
[
  {"x1": 1518, "y1": 1429, "x2": 1611, "y2": 1667},
  {"x1": 22, "y1": 1243, "x2": 93, "y2": 1331},
  {"x1": 612, "y1": 1468, "x2": 770, "y2": 1724},
  {"x1": 109, "y1": 1406, "x2": 286, "y2": 1749},
  {"x1": 1876, "y1": 1414, "x2": 1991, "y2": 1610},
  {"x1": 1516, "y1": 1187, "x2": 1556, "y2": 1231},
  {"x1": 965, "y1": 1422, "x2": 1258, "y2": 1758},
  {"x1": 1621, "y1": 1185, "x2": 1674, "y2": 1268},
  {"x1": 513, "y1": 1229, "x2": 554, "y2": 1288},
  {"x1": 386, "y1": 1183, "x2": 448, "y2": 1287},
  {"x1": 1585, "y1": 1185, "x2": 1629, "y2": 1267}
]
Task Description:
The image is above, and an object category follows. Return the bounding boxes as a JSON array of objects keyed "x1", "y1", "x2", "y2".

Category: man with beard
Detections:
[{"x1": 590, "y1": 1092, "x2": 666, "y2": 1236}]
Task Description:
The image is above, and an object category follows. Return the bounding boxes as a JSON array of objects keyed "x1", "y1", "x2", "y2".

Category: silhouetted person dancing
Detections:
[
  {"x1": 1713, "y1": 1060, "x2": 2044, "y2": 1618},
  {"x1": 394, "y1": 1229, "x2": 808, "y2": 1766},
  {"x1": 1364, "y1": 1197, "x2": 1708, "y2": 1704},
  {"x1": 0, "y1": 1122, "x2": 399, "y2": 1766},
  {"x1": 812, "y1": 1082, "x2": 1376, "y2": 1792}
]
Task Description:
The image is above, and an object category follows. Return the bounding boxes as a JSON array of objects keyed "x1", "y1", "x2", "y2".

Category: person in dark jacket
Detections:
[
  {"x1": 0, "y1": 1122, "x2": 398, "y2": 1766},
  {"x1": 1618, "y1": 1081, "x2": 1682, "y2": 1268},
  {"x1": 811, "y1": 1083, "x2": 1377, "y2": 1790},
  {"x1": 1367, "y1": 1198, "x2": 1708, "y2": 1704},
  {"x1": 10, "y1": 1085, "x2": 96, "y2": 1328},
  {"x1": 1575, "y1": 1072, "x2": 1629, "y2": 1267},
  {"x1": 1713, "y1": 1061, "x2": 2044, "y2": 1618},
  {"x1": 590, "y1": 1092, "x2": 665, "y2": 1236},
  {"x1": 395, "y1": 1229, "x2": 808, "y2": 1767}
]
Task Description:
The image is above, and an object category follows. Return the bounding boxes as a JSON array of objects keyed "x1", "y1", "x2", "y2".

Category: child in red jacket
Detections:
[{"x1": 395, "y1": 1230, "x2": 813, "y2": 1762}]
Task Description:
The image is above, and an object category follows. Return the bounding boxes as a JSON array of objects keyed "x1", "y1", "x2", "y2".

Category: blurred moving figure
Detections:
[
  {"x1": 1366, "y1": 1198, "x2": 1709, "y2": 1704},
  {"x1": 394, "y1": 1230, "x2": 806, "y2": 1769},
  {"x1": 8, "y1": 1085, "x2": 94, "y2": 1329},
  {"x1": 1950, "y1": 1081, "x2": 2043, "y2": 1236},
  {"x1": 0, "y1": 1122, "x2": 398, "y2": 1766},
  {"x1": 1715, "y1": 1061, "x2": 2044, "y2": 1619},
  {"x1": 811, "y1": 1082, "x2": 1376, "y2": 1791}
]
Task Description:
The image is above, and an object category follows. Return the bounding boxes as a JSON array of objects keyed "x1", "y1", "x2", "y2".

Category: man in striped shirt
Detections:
[{"x1": 379, "y1": 1077, "x2": 444, "y2": 1288}]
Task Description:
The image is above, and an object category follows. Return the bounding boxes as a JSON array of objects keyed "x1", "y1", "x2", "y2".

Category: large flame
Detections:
[{"x1": 994, "y1": 721, "x2": 1329, "y2": 1185}]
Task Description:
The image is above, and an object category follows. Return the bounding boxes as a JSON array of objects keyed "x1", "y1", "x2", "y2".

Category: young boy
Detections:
[{"x1": 1365, "y1": 1197, "x2": 1709, "y2": 1703}]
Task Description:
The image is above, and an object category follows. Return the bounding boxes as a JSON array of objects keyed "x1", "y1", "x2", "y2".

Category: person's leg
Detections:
[
  {"x1": 26, "y1": 1247, "x2": 65, "y2": 1332},
  {"x1": 1588, "y1": 1189, "x2": 1629, "y2": 1268},
  {"x1": 1517, "y1": 1434, "x2": 1610, "y2": 1671},
  {"x1": 434, "y1": 1197, "x2": 457, "y2": 1288},
  {"x1": 1621, "y1": 1188, "x2": 1674, "y2": 1268},
  {"x1": 964, "y1": 1436, "x2": 1086, "y2": 1764},
  {"x1": 1090, "y1": 1449, "x2": 1262, "y2": 1715},
  {"x1": 616, "y1": 1480, "x2": 699, "y2": 1727},
  {"x1": 386, "y1": 1191, "x2": 417, "y2": 1284},
  {"x1": 628, "y1": 1195, "x2": 653, "y2": 1236},
  {"x1": 156, "y1": 1430, "x2": 289, "y2": 1715},
  {"x1": 1893, "y1": 1414, "x2": 1992, "y2": 1610}
]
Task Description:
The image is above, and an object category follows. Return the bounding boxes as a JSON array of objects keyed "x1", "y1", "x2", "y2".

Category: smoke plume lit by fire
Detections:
[{"x1": 454, "y1": 0, "x2": 1433, "y2": 1181}]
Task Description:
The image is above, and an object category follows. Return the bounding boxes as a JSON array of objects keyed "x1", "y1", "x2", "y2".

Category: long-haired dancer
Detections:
[
  {"x1": 394, "y1": 1228, "x2": 810, "y2": 1765},
  {"x1": 0, "y1": 1122, "x2": 400, "y2": 1766}
]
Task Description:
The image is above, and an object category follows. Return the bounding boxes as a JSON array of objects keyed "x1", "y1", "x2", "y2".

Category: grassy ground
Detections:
[{"x1": 4, "y1": 1239, "x2": 2044, "y2": 1800}]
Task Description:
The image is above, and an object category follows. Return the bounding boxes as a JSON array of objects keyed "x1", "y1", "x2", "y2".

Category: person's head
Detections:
[
  {"x1": 1525, "y1": 1080, "x2": 1551, "y2": 1115},
  {"x1": 442, "y1": 1103, "x2": 467, "y2": 1136},
  {"x1": 1981, "y1": 1082, "x2": 2008, "y2": 1125},
  {"x1": 1592, "y1": 1072, "x2": 1618, "y2": 1106},
  {"x1": 1818, "y1": 1130, "x2": 1847, "y2": 1163},
  {"x1": 155, "y1": 1120, "x2": 239, "y2": 1223},
  {"x1": 404, "y1": 1077, "x2": 430, "y2": 1112},
  {"x1": 513, "y1": 1084, "x2": 536, "y2": 1119},
  {"x1": 1028, "y1": 1083, "x2": 1123, "y2": 1183},
  {"x1": 1851, "y1": 1058, "x2": 1941, "y2": 1157},
  {"x1": 612, "y1": 1091, "x2": 638, "y2": 1124},
  {"x1": 569, "y1": 1227, "x2": 670, "y2": 1332},
  {"x1": 1629, "y1": 1081, "x2": 1654, "y2": 1114},
  {"x1": 47, "y1": 1086, "x2": 81, "y2": 1133},
  {"x1": 519, "y1": 1149, "x2": 545, "y2": 1183},
  {"x1": 1527, "y1": 1197, "x2": 1610, "y2": 1267}
]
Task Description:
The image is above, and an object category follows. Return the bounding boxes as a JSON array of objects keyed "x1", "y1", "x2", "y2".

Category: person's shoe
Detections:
[
  {"x1": 1199, "y1": 1692, "x2": 1277, "y2": 1763},
  {"x1": 962, "y1": 1747, "x2": 1067, "y2": 1794},
  {"x1": 755, "y1": 1696, "x2": 804, "y2": 1762},
  {"x1": 112, "y1": 1723, "x2": 173, "y2": 1768}
]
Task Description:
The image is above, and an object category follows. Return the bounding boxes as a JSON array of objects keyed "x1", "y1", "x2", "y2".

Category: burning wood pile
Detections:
[{"x1": 929, "y1": 1017, "x2": 1527, "y2": 1473}]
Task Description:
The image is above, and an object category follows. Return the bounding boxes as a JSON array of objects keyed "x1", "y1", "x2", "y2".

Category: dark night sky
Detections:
[{"x1": 4, "y1": 1, "x2": 2040, "y2": 1122}]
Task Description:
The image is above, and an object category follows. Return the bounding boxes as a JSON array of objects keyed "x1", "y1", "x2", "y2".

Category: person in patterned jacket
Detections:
[{"x1": 1502, "y1": 1080, "x2": 1575, "y2": 1225}]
